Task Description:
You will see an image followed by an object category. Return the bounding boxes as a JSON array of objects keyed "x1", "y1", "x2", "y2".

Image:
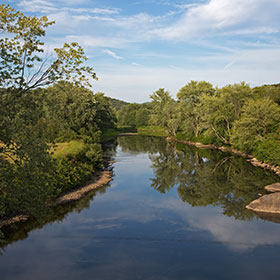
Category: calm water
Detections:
[{"x1": 1, "y1": 136, "x2": 280, "y2": 280}]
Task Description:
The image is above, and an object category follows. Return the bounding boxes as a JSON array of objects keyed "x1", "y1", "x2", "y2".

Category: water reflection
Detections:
[
  {"x1": 0, "y1": 138, "x2": 117, "y2": 249},
  {"x1": 118, "y1": 136, "x2": 278, "y2": 221},
  {"x1": 0, "y1": 184, "x2": 111, "y2": 253},
  {"x1": 1, "y1": 136, "x2": 280, "y2": 280}
]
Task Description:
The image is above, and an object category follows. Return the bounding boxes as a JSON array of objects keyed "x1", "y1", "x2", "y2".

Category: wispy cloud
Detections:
[
  {"x1": 65, "y1": 35, "x2": 129, "y2": 48},
  {"x1": 19, "y1": 0, "x2": 57, "y2": 13},
  {"x1": 103, "y1": 49, "x2": 124, "y2": 60},
  {"x1": 90, "y1": 8, "x2": 120, "y2": 15},
  {"x1": 18, "y1": 0, "x2": 120, "y2": 15},
  {"x1": 154, "y1": 0, "x2": 280, "y2": 40}
]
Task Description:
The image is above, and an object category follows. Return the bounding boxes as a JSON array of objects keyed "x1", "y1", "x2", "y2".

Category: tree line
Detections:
[{"x1": 117, "y1": 81, "x2": 280, "y2": 166}]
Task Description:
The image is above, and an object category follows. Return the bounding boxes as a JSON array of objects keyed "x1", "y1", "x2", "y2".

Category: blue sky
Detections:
[{"x1": 4, "y1": 0, "x2": 280, "y2": 102}]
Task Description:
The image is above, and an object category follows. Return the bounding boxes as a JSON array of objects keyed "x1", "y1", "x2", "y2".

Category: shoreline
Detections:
[
  {"x1": 167, "y1": 137, "x2": 280, "y2": 177},
  {"x1": 117, "y1": 133, "x2": 139, "y2": 136},
  {"x1": 0, "y1": 170, "x2": 113, "y2": 229}
]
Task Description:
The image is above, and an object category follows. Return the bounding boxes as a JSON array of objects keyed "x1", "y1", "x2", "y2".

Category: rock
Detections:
[
  {"x1": 265, "y1": 182, "x2": 280, "y2": 193},
  {"x1": 255, "y1": 212, "x2": 280, "y2": 224},
  {"x1": 246, "y1": 192, "x2": 280, "y2": 214}
]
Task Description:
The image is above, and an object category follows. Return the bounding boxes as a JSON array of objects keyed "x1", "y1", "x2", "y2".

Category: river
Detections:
[{"x1": 1, "y1": 136, "x2": 280, "y2": 280}]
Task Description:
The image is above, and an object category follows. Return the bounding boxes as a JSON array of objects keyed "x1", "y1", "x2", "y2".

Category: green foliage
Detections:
[
  {"x1": 93, "y1": 93, "x2": 117, "y2": 132},
  {"x1": 253, "y1": 84, "x2": 280, "y2": 105},
  {"x1": 0, "y1": 5, "x2": 116, "y2": 224},
  {"x1": 149, "y1": 88, "x2": 173, "y2": 128},
  {"x1": 0, "y1": 90, "x2": 57, "y2": 219},
  {"x1": 177, "y1": 81, "x2": 215, "y2": 138},
  {"x1": 0, "y1": 5, "x2": 96, "y2": 91},
  {"x1": 232, "y1": 98, "x2": 280, "y2": 153},
  {"x1": 117, "y1": 103, "x2": 150, "y2": 128},
  {"x1": 54, "y1": 142, "x2": 102, "y2": 194},
  {"x1": 149, "y1": 88, "x2": 181, "y2": 137},
  {"x1": 138, "y1": 126, "x2": 168, "y2": 137},
  {"x1": 144, "y1": 80, "x2": 280, "y2": 167},
  {"x1": 52, "y1": 140, "x2": 88, "y2": 160},
  {"x1": 107, "y1": 97, "x2": 129, "y2": 111},
  {"x1": 254, "y1": 137, "x2": 280, "y2": 166},
  {"x1": 40, "y1": 82, "x2": 98, "y2": 141},
  {"x1": 177, "y1": 80, "x2": 215, "y2": 103},
  {"x1": 36, "y1": 83, "x2": 116, "y2": 142}
]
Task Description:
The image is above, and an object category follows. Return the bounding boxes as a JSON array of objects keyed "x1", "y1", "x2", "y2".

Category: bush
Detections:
[{"x1": 254, "y1": 138, "x2": 280, "y2": 166}]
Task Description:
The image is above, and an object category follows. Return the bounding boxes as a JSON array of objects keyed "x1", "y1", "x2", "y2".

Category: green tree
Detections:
[
  {"x1": 149, "y1": 88, "x2": 180, "y2": 136},
  {"x1": 0, "y1": 4, "x2": 96, "y2": 92},
  {"x1": 177, "y1": 81, "x2": 215, "y2": 138},
  {"x1": 0, "y1": 5, "x2": 98, "y2": 222},
  {"x1": 253, "y1": 84, "x2": 280, "y2": 105},
  {"x1": 232, "y1": 98, "x2": 280, "y2": 153},
  {"x1": 149, "y1": 88, "x2": 173, "y2": 127},
  {"x1": 93, "y1": 92, "x2": 117, "y2": 132}
]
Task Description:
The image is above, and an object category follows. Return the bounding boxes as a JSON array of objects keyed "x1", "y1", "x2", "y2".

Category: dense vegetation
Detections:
[
  {"x1": 0, "y1": 5, "x2": 116, "y2": 224},
  {"x1": 117, "y1": 82, "x2": 280, "y2": 167}
]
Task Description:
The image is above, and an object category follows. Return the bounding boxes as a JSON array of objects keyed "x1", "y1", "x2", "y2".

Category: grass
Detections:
[
  {"x1": 51, "y1": 140, "x2": 86, "y2": 160},
  {"x1": 137, "y1": 126, "x2": 168, "y2": 137},
  {"x1": 102, "y1": 127, "x2": 137, "y2": 139}
]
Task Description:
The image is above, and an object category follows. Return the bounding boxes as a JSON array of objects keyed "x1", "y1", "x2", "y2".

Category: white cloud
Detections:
[
  {"x1": 90, "y1": 8, "x2": 120, "y2": 15},
  {"x1": 64, "y1": 35, "x2": 129, "y2": 48},
  {"x1": 155, "y1": 0, "x2": 280, "y2": 40},
  {"x1": 18, "y1": 0, "x2": 57, "y2": 13},
  {"x1": 92, "y1": 46, "x2": 280, "y2": 102},
  {"x1": 72, "y1": 15, "x2": 92, "y2": 21},
  {"x1": 103, "y1": 49, "x2": 124, "y2": 60}
]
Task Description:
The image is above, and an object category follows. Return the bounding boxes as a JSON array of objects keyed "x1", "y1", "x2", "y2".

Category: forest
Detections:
[
  {"x1": 1, "y1": 4, "x2": 280, "y2": 227},
  {"x1": 119, "y1": 82, "x2": 280, "y2": 167}
]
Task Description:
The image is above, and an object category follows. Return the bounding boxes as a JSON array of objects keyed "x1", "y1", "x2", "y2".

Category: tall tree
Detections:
[
  {"x1": 0, "y1": 4, "x2": 96, "y2": 92},
  {"x1": 177, "y1": 81, "x2": 215, "y2": 138}
]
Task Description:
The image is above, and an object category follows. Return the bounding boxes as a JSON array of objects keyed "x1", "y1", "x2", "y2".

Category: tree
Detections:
[
  {"x1": 149, "y1": 88, "x2": 173, "y2": 128},
  {"x1": 40, "y1": 82, "x2": 101, "y2": 141},
  {"x1": 200, "y1": 92, "x2": 236, "y2": 145},
  {"x1": 117, "y1": 103, "x2": 150, "y2": 128},
  {"x1": 0, "y1": 5, "x2": 98, "y2": 221},
  {"x1": 253, "y1": 84, "x2": 280, "y2": 105},
  {"x1": 232, "y1": 98, "x2": 280, "y2": 152},
  {"x1": 93, "y1": 92, "x2": 117, "y2": 132},
  {"x1": 0, "y1": 4, "x2": 96, "y2": 92},
  {"x1": 177, "y1": 81, "x2": 215, "y2": 138}
]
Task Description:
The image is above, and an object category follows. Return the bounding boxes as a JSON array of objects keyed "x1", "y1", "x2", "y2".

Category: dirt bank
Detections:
[{"x1": 54, "y1": 170, "x2": 112, "y2": 205}]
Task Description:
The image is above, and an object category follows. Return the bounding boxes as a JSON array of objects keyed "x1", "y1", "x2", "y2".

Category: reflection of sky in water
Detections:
[{"x1": 1, "y1": 138, "x2": 280, "y2": 279}]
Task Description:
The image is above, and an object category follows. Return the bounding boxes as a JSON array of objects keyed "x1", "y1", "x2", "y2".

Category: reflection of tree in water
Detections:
[
  {"x1": 102, "y1": 138, "x2": 118, "y2": 162},
  {"x1": 0, "y1": 140, "x2": 117, "y2": 252},
  {"x1": 0, "y1": 183, "x2": 111, "y2": 255},
  {"x1": 117, "y1": 136, "x2": 165, "y2": 155},
  {"x1": 144, "y1": 139, "x2": 279, "y2": 221},
  {"x1": 149, "y1": 143, "x2": 180, "y2": 193}
]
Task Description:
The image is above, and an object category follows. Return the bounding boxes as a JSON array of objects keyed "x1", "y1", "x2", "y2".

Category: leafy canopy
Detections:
[{"x1": 0, "y1": 4, "x2": 96, "y2": 92}]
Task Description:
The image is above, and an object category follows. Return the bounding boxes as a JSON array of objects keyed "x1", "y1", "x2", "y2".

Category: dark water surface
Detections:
[{"x1": 1, "y1": 136, "x2": 280, "y2": 280}]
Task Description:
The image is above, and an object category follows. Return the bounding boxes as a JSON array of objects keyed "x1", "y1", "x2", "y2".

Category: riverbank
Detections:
[
  {"x1": 0, "y1": 170, "x2": 113, "y2": 229},
  {"x1": 167, "y1": 137, "x2": 280, "y2": 177}
]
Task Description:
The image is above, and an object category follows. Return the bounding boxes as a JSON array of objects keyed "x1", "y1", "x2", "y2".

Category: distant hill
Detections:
[{"x1": 107, "y1": 97, "x2": 130, "y2": 111}]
